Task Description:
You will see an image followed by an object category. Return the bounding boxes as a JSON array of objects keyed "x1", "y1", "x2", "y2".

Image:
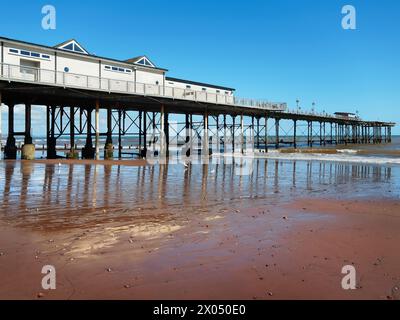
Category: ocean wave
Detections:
[
  {"x1": 259, "y1": 152, "x2": 400, "y2": 165},
  {"x1": 337, "y1": 149, "x2": 358, "y2": 154},
  {"x1": 214, "y1": 152, "x2": 400, "y2": 166}
]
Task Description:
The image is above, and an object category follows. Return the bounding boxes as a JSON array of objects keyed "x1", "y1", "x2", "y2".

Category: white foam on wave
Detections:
[
  {"x1": 337, "y1": 149, "x2": 358, "y2": 154},
  {"x1": 213, "y1": 151, "x2": 400, "y2": 166},
  {"x1": 259, "y1": 152, "x2": 400, "y2": 165}
]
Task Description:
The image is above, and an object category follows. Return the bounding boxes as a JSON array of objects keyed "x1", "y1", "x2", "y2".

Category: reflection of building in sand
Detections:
[{"x1": 0, "y1": 160, "x2": 395, "y2": 231}]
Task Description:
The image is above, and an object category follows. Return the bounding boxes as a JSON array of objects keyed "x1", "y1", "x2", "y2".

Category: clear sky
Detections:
[{"x1": 0, "y1": 0, "x2": 399, "y2": 134}]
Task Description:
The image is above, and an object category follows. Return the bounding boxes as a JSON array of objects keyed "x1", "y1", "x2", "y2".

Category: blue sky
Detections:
[{"x1": 1, "y1": 0, "x2": 399, "y2": 134}]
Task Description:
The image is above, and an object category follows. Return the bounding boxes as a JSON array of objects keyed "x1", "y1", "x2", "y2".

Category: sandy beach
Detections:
[{"x1": 0, "y1": 159, "x2": 399, "y2": 300}]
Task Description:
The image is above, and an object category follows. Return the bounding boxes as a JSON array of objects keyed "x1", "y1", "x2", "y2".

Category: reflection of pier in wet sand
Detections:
[
  {"x1": 0, "y1": 159, "x2": 400, "y2": 299},
  {"x1": 0, "y1": 159, "x2": 394, "y2": 230}
]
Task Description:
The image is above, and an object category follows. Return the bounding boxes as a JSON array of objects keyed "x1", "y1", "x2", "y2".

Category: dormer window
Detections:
[
  {"x1": 56, "y1": 40, "x2": 89, "y2": 55},
  {"x1": 125, "y1": 55, "x2": 157, "y2": 68},
  {"x1": 134, "y1": 57, "x2": 155, "y2": 68}
]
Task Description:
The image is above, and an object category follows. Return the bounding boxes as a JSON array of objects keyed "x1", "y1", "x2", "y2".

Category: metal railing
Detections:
[{"x1": 0, "y1": 63, "x2": 287, "y2": 111}]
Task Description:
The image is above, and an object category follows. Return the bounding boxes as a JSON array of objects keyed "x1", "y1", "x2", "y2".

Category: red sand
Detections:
[{"x1": 1, "y1": 197, "x2": 399, "y2": 300}]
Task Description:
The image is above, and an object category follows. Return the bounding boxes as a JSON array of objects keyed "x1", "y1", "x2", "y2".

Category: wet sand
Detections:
[
  {"x1": 0, "y1": 160, "x2": 399, "y2": 300},
  {"x1": 29, "y1": 158, "x2": 147, "y2": 167}
]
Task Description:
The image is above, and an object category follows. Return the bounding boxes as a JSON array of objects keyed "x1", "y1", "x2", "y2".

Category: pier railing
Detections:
[{"x1": 0, "y1": 63, "x2": 287, "y2": 112}]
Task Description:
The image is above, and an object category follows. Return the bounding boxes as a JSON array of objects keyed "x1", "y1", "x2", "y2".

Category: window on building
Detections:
[
  {"x1": 156, "y1": 81, "x2": 159, "y2": 85},
  {"x1": 135, "y1": 57, "x2": 155, "y2": 68},
  {"x1": 10, "y1": 48, "x2": 50, "y2": 60},
  {"x1": 74, "y1": 45, "x2": 84, "y2": 53},
  {"x1": 105, "y1": 65, "x2": 132, "y2": 74},
  {"x1": 186, "y1": 85, "x2": 191, "y2": 89},
  {"x1": 58, "y1": 40, "x2": 89, "y2": 55},
  {"x1": 63, "y1": 43, "x2": 74, "y2": 51},
  {"x1": 216, "y1": 90, "x2": 220, "y2": 93},
  {"x1": 202, "y1": 88, "x2": 207, "y2": 91},
  {"x1": 64, "y1": 67, "x2": 70, "y2": 72}
]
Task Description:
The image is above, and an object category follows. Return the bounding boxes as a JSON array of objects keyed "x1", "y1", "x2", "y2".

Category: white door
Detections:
[{"x1": 20, "y1": 59, "x2": 40, "y2": 82}]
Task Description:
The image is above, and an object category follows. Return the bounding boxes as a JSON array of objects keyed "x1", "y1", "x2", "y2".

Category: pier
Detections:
[
  {"x1": 0, "y1": 70, "x2": 395, "y2": 160},
  {"x1": 0, "y1": 36, "x2": 395, "y2": 160}
]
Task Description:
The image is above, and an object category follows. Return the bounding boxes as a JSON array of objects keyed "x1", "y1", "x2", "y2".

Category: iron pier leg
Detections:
[
  {"x1": 335, "y1": 123, "x2": 338, "y2": 145},
  {"x1": 142, "y1": 111, "x2": 147, "y2": 158},
  {"x1": 216, "y1": 115, "x2": 220, "y2": 153},
  {"x1": 4, "y1": 103, "x2": 17, "y2": 159},
  {"x1": 232, "y1": 115, "x2": 235, "y2": 153},
  {"x1": 256, "y1": 117, "x2": 260, "y2": 150},
  {"x1": 95, "y1": 101, "x2": 100, "y2": 160},
  {"x1": 275, "y1": 118, "x2": 280, "y2": 149},
  {"x1": 70, "y1": 106, "x2": 75, "y2": 151},
  {"x1": 164, "y1": 108, "x2": 169, "y2": 157},
  {"x1": 138, "y1": 111, "x2": 142, "y2": 156},
  {"x1": 47, "y1": 106, "x2": 57, "y2": 159},
  {"x1": 24, "y1": 103, "x2": 32, "y2": 145},
  {"x1": 82, "y1": 108, "x2": 95, "y2": 159},
  {"x1": 223, "y1": 114, "x2": 227, "y2": 153},
  {"x1": 240, "y1": 114, "x2": 244, "y2": 154},
  {"x1": 190, "y1": 114, "x2": 193, "y2": 157},
  {"x1": 264, "y1": 116, "x2": 268, "y2": 152},
  {"x1": 185, "y1": 114, "x2": 190, "y2": 157},
  {"x1": 319, "y1": 122, "x2": 322, "y2": 145},
  {"x1": 203, "y1": 111, "x2": 209, "y2": 156},
  {"x1": 118, "y1": 109, "x2": 122, "y2": 159},
  {"x1": 104, "y1": 107, "x2": 113, "y2": 159}
]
